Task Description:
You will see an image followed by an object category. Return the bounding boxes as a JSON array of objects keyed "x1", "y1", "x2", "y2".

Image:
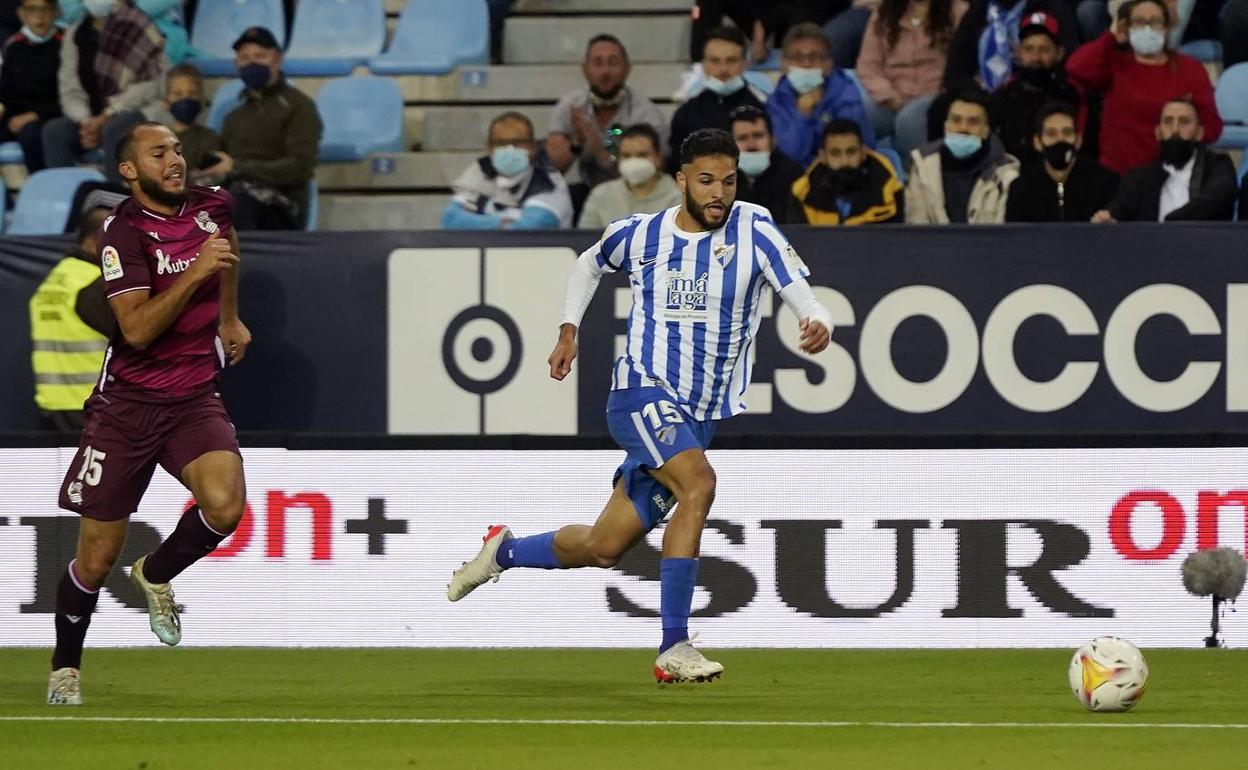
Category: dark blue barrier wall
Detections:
[{"x1": 2, "y1": 224, "x2": 1246, "y2": 438}]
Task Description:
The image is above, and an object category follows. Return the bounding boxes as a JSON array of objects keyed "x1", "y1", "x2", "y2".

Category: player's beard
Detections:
[
  {"x1": 684, "y1": 188, "x2": 728, "y2": 231},
  {"x1": 137, "y1": 172, "x2": 188, "y2": 209}
]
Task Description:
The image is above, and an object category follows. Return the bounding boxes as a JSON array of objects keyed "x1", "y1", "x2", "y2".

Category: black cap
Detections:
[{"x1": 232, "y1": 26, "x2": 280, "y2": 51}]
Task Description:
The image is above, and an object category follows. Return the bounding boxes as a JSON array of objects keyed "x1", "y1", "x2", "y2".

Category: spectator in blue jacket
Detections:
[{"x1": 765, "y1": 22, "x2": 875, "y2": 166}]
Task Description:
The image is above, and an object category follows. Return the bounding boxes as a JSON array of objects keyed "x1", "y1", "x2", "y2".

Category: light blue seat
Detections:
[
  {"x1": 875, "y1": 146, "x2": 906, "y2": 184},
  {"x1": 1180, "y1": 39, "x2": 1222, "y2": 62},
  {"x1": 0, "y1": 141, "x2": 23, "y2": 165},
  {"x1": 305, "y1": 178, "x2": 319, "y2": 231},
  {"x1": 188, "y1": 0, "x2": 286, "y2": 76},
  {"x1": 9, "y1": 168, "x2": 105, "y2": 235},
  {"x1": 368, "y1": 0, "x2": 487, "y2": 75},
  {"x1": 207, "y1": 79, "x2": 246, "y2": 132},
  {"x1": 285, "y1": 0, "x2": 385, "y2": 76},
  {"x1": 1214, "y1": 63, "x2": 1248, "y2": 150},
  {"x1": 315, "y1": 76, "x2": 405, "y2": 161},
  {"x1": 0, "y1": 174, "x2": 6, "y2": 233}
]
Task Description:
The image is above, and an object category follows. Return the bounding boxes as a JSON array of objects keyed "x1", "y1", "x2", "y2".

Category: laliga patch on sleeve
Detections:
[
  {"x1": 101, "y1": 245, "x2": 124, "y2": 281},
  {"x1": 782, "y1": 243, "x2": 809, "y2": 276}
]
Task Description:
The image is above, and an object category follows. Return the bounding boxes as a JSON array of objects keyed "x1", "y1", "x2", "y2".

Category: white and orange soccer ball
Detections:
[{"x1": 1068, "y1": 636, "x2": 1149, "y2": 712}]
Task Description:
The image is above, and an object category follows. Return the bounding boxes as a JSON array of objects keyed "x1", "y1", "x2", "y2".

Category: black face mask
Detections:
[
  {"x1": 1017, "y1": 65, "x2": 1058, "y2": 88},
  {"x1": 829, "y1": 166, "x2": 865, "y2": 193},
  {"x1": 1041, "y1": 141, "x2": 1076, "y2": 170},
  {"x1": 1159, "y1": 137, "x2": 1197, "y2": 167}
]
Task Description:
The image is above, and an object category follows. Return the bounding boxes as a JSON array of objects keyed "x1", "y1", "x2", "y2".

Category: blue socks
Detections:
[
  {"x1": 495, "y1": 532, "x2": 562, "y2": 570},
  {"x1": 659, "y1": 557, "x2": 699, "y2": 653}
]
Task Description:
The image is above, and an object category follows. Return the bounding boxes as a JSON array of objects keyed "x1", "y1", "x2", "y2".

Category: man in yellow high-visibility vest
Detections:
[{"x1": 29, "y1": 207, "x2": 116, "y2": 432}]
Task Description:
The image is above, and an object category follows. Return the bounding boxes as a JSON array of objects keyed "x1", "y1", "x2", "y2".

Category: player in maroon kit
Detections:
[{"x1": 47, "y1": 122, "x2": 252, "y2": 705}]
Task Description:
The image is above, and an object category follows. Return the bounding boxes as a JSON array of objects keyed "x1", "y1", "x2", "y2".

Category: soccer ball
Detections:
[{"x1": 1068, "y1": 636, "x2": 1149, "y2": 712}]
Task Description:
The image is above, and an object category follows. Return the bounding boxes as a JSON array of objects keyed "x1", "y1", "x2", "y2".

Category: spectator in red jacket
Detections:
[{"x1": 1065, "y1": 0, "x2": 1220, "y2": 175}]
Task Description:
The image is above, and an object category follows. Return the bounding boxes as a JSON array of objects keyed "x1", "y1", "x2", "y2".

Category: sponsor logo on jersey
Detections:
[
  {"x1": 664, "y1": 270, "x2": 710, "y2": 321},
  {"x1": 102, "y1": 215, "x2": 115, "y2": 232},
  {"x1": 782, "y1": 243, "x2": 808, "y2": 276},
  {"x1": 156, "y1": 248, "x2": 193, "y2": 276},
  {"x1": 148, "y1": 230, "x2": 161, "y2": 241},
  {"x1": 101, "y1": 246, "x2": 124, "y2": 281},
  {"x1": 195, "y1": 210, "x2": 219, "y2": 234}
]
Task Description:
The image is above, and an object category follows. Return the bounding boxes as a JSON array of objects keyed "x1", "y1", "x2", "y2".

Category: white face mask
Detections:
[
  {"x1": 618, "y1": 157, "x2": 657, "y2": 187},
  {"x1": 83, "y1": 0, "x2": 118, "y2": 18}
]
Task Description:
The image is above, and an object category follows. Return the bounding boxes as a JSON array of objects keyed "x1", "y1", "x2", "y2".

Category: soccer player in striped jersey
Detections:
[{"x1": 447, "y1": 128, "x2": 832, "y2": 683}]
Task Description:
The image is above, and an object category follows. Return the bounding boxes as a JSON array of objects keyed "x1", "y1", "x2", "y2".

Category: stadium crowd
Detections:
[{"x1": 2, "y1": 0, "x2": 1247, "y2": 234}]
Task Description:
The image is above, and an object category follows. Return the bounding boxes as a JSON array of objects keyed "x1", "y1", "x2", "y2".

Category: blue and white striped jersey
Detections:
[{"x1": 583, "y1": 201, "x2": 811, "y2": 421}]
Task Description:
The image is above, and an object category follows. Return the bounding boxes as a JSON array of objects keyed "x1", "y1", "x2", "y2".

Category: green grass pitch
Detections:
[{"x1": 2, "y1": 648, "x2": 1247, "y2": 769}]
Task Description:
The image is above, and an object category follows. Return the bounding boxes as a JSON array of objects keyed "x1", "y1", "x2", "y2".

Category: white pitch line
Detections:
[{"x1": 2, "y1": 716, "x2": 1247, "y2": 730}]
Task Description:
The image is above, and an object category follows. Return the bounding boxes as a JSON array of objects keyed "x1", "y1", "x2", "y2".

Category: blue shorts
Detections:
[{"x1": 605, "y1": 387, "x2": 716, "y2": 532}]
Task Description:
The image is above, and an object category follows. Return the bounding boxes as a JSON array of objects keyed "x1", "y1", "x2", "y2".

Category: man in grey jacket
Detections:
[{"x1": 41, "y1": 0, "x2": 170, "y2": 184}]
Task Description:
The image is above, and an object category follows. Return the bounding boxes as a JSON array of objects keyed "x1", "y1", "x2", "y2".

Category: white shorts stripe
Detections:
[{"x1": 630, "y1": 411, "x2": 664, "y2": 467}]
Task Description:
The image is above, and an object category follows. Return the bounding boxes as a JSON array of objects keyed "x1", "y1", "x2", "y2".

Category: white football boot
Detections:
[
  {"x1": 47, "y1": 667, "x2": 82, "y2": 705},
  {"x1": 129, "y1": 555, "x2": 182, "y2": 645},
  {"x1": 447, "y1": 525, "x2": 513, "y2": 602},
  {"x1": 654, "y1": 635, "x2": 724, "y2": 683}
]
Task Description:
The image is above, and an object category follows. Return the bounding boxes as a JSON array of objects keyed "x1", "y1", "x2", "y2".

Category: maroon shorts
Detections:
[{"x1": 58, "y1": 391, "x2": 241, "y2": 521}]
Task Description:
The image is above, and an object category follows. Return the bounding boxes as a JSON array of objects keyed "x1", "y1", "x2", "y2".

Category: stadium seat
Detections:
[
  {"x1": 1180, "y1": 39, "x2": 1222, "y2": 62},
  {"x1": 1214, "y1": 63, "x2": 1248, "y2": 149},
  {"x1": 368, "y1": 0, "x2": 488, "y2": 75},
  {"x1": 284, "y1": 0, "x2": 385, "y2": 76},
  {"x1": 0, "y1": 175, "x2": 6, "y2": 233},
  {"x1": 315, "y1": 76, "x2": 406, "y2": 161},
  {"x1": 189, "y1": 0, "x2": 286, "y2": 77},
  {"x1": 207, "y1": 79, "x2": 247, "y2": 132},
  {"x1": 0, "y1": 141, "x2": 23, "y2": 165},
  {"x1": 305, "y1": 178, "x2": 319, "y2": 231},
  {"x1": 8, "y1": 168, "x2": 105, "y2": 235},
  {"x1": 875, "y1": 146, "x2": 906, "y2": 184}
]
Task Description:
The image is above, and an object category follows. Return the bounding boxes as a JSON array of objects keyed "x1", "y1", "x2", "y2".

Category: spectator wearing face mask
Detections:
[
  {"x1": 905, "y1": 86, "x2": 1019, "y2": 223},
  {"x1": 443, "y1": 110, "x2": 574, "y2": 230},
  {"x1": 1065, "y1": 0, "x2": 1220, "y2": 175},
  {"x1": 729, "y1": 105, "x2": 805, "y2": 223},
  {"x1": 0, "y1": 0, "x2": 62, "y2": 173},
  {"x1": 577, "y1": 124, "x2": 680, "y2": 229},
  {"x1": 789, "y1": 119, "x2": 904, "y2": 225},
  {"x1": 162, "y1": 63, "x2": 219, "y2": 171},
  {"x1": 1091, "y1": 98, "x2": 1235, "y2": 223},
  {"x1": 669, "y1": 26, "x2": 767, "y2": 167},
  {"x1": 988, "y1": 12, "x2": 1083, "y2": 163},
  {"x1": 41, "y1": 0, "x2": 171, "y2": 185},
  {"x1": 548, "y1": 35, "x2": 666, "y2": 192},
  {"x1": 766, "y1": 22, "x2": 874, "y2": 166},
  {"x1": 1005, "y1": 101, "x2": 1117, "y2": 222}
]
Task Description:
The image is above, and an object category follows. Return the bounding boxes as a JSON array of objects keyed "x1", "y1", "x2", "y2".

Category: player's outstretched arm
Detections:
[
  {"x1": 110, "y1": 237, "x2": 239, "y2": 349},
  {"x1": 548, "y1": 322, "x2": 578, "y2": 381},
  {"x1": 218, "y1": 228, "x2": 252, "y2": 365},
  {"x1": 780, "y1": 281, "x2": 833, "y2": 355}
]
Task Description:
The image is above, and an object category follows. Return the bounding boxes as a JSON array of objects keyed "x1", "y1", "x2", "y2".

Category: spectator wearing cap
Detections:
[
  {"x1": 942, "y1": 0, "x2": 1079, "y2": 93},
  {"x1": 0, "y1": 0, "x2": 62, "y2": 173},
  {"x1": 855, "y1": 0, "x2": 967, "y2": 160},
  {"x1": 1092, "y1": 98, "x2": 1235, "y2": 223},
  {"x1": 905, "y1": 86, "x2": 1019, "y2": 223},
  {"x1": 988, "y1": 12, "x2": 1083, "y2": 163},
  {"x1": 669, "y1": 26, "x2": 767, "y2": 168},
  {"x1": 766, "y1": 22, "x2": 874, "y2": 167},
  {"x1": 729, "y1": 105, "x2": 805, "y2": 223},
  {"x1": 1066, "y1": 0, "x2": 1220, "y2": 175},
  {"x1": 789, "y1": 119, "x2": 904, "y2": 225},
  {"x1": 195, "y1": 26, "x2": 322, "y2": 230},
  {"x1": 547, "y1": 35, "x2": 667, "y2": 192},
  {"x1": 1005, "y1": 101, "x2": 1117, "y2": 222},
  {"x1": 577, "y1": 124, "x2": 679, "y2": 229},
  {"x1": 41, "y1": 0, "x2": 171, "y2": 185},
  {"x1": 444, "y1": 110, "x2": 573, "y2": 230}
]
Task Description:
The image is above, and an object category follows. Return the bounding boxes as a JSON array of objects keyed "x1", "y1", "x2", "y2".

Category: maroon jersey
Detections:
[{"x1": 97, "y1": 185, "x2": 234, "y2": 401}]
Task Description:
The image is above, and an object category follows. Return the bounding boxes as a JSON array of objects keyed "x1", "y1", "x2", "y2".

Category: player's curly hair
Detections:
[{"x1": 679, "y1": 128, "x2": 739, "y2": 166}]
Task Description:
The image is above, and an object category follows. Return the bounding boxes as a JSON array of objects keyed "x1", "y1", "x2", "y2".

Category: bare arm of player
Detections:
[
  {"x1": 109, "y1": 237, "x2": 239, "y2": 350},
  {"x1": 548, "y1": 247, "x2": 606, "y2": 381},
  {"x1": 218, "y1": 228, "x2": 252, "y2": 366},
  {"x1": 779, "y1": 281, "x2": 833, "y2": 355}
]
